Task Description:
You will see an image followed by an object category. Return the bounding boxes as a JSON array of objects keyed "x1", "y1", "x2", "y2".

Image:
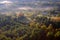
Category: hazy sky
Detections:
[{"x1": 0, "y1": 0, "x2": 60, "y2": 13}]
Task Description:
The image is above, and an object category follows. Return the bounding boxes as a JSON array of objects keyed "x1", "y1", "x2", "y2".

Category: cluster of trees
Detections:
[
  {"x1": 0, "y1": 22, "x2": 60, "y2": 40},
  {"x1": 0, "y1": 13, "x2": 60, "y2": 40}
]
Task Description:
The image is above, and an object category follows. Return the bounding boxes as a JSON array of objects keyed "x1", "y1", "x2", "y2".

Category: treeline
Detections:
[{"x1": 0, "y1": 14, "x2": 60, "y2": 40}]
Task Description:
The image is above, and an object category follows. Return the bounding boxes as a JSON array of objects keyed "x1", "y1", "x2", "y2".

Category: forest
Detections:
[
  {"x1": 0, "y1": 0, "x2": 60, "y2": 40},
  {"x1": 0, "y1": 10, "x2": 60, "y2": 40}
]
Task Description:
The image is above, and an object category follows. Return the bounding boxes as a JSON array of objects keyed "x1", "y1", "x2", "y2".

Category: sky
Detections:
[{"x1": 0, "y1": 0, "x2": 60, "y2": 13}]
